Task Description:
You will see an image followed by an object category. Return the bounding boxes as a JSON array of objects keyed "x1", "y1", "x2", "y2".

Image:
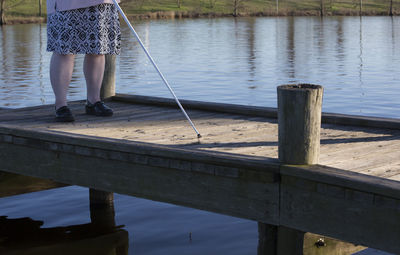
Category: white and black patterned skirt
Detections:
[{"x1": 47, "y1": 4, "x2": 121, "y2": 55}]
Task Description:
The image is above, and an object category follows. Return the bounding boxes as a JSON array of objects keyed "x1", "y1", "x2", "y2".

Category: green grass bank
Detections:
[{"x1": 2, "y1": 0, "x2": 399, "y2": 24}]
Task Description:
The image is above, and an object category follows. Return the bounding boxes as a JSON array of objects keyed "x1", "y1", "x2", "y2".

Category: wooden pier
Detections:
[{"x1": 1, "y1": 93, "x2": 400, "y2": 254}]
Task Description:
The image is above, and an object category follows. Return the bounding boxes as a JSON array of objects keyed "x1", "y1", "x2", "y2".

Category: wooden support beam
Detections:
[
  {"x1": 0, "y1": 129, "x2": 280, "y2": 225},
  {"x1": 101, "y1": 55, "x2": 116, "y2": 100},
  {"x1": 280, "y1": 164, "x2": 400, "y2": 254}
]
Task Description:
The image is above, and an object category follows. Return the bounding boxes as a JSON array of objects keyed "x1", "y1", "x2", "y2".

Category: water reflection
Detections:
[
  {"x1": 358, "y1": 16, "x2": 365, "y2": 111},
  {"x1": 0, "y1": 171, "x2": 66, "y2": 198},
  {"x1": 0, "y1": 174, "x2": 259, "y2": 254},
  {"x1": 286, "y1": 17, "x2": 296, "y2": 80},
  {"x1": 1, "y1": 17, "x2": 400, "y2": 117},
  {"x1": 38, "y1": 24, "x2": 46, "y2": 105},
  {"x1": 0, "y1": 173, "x2": 128, "y2": 255},
  {"x1": 335, "y1": 17, "x2": 345, "y2": 71},
  {"x1": 0, "y1": 191, "x2": 128, "y2": 255},
  {"x1": 0, "y1": 173, "x2": 128, "y2": 254},
  {"x1": 0, "y1": 217, "x2": 128, "y2": 255},
  {"x1": 232, "y1": 18, "x2": 257, "y2": 85},
  {"x1": 246, "y1": 19, "x2": 257, "y2": 84}
]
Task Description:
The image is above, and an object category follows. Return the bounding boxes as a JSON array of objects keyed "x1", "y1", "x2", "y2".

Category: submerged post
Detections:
[
  {"x1": 258, "y1": 223, "x2": 277, "y2": 254},
  {"x1": 101, "y1": 54, "x2": 117, "y2": 100},
  {"x1": 258, "y1": 223, "x2": 306, "y2": 255},
  {"x1": 89, "y1": 189, "x2": 115, "y2": 228},
  {"x1": 89, "y1": 189, "x2": 129, "y2": 255},
  {"x1": 277, "y1": 84, "x2": 324, "y2": 165}
]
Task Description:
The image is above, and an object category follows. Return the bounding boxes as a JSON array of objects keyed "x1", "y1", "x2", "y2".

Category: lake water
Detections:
[
  {"x1": 1, "y1": 16, "x2": 400, "y2": 117},
  {"x1": 0, "y1": 16, "x2": 399, "y2": 254}
]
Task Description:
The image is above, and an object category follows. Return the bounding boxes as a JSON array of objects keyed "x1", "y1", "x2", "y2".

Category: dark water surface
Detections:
[
  {"x1": 0, "y1": 16, "x2": 399, "y2": 254},
  {"x1": 0, "y1": 185, "x2": 256, "y2": 254}
]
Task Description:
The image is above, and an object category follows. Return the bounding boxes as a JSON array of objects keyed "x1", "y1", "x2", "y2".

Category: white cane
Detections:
[{"x1": 111, "y1": 0, "x2": 202, "y2": 138}]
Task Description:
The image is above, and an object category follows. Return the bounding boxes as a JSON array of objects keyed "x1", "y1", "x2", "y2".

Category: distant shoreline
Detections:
[{"x1": 3, "y1": 10, "x2": 397, "y2": 25}]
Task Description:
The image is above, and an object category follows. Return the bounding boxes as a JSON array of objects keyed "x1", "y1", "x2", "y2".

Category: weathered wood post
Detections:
[
  {"x1": 277, "y1": 84, "x2": 323, "y2": 165},
  {"x1": 258, "y1": 84, "x2": 323, "y2": 255},
  {"x1": 279, "y1": 83, "x2": 323, "y2": 254},
  {"x1": 101, "y1": 55, "x2": 117, "y2": 100},
  {"x1": 89, "y1": 188, "x2": 115, "y2": 228}
]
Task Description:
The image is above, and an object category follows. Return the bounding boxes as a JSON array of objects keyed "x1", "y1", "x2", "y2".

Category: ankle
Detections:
[
  {"x1": 86, "y1": 97, "x2": 101, "y2": 105},
  {"x1": 55, "y1": 104, "x2": 67, "y2": 111}
]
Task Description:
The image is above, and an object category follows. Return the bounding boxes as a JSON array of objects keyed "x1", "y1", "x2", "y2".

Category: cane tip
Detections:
[{"x1": 197, "y1": 134, "x2": 202, "y2": 139}]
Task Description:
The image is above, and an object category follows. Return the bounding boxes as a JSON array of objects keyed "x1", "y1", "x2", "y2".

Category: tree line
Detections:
[
  {"x1": 0, "y1": 0, "x2": 396, "y2": 25},
  {"x1": 1, "y1": 0, "x2": 42, "y2": 24},
  {"x1": 124, "y1": 0, "x2": 395, "y2": 16}
]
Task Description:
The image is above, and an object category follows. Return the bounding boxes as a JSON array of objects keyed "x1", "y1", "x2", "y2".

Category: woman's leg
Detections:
[
  {"x1": 50, "y1": 53, "x2": 75, "y2": 109},
  {"x1": 83, "y1": 54, "x2": 105, "y2": 104}
]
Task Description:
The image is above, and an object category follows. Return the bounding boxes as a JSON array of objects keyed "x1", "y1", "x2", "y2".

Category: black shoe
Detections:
[
  {"x1": 55, "y1": 106, "x2": 75, "y2": 122},
  {"x1": 85, "y1": 101, "x2": 113, "y2": 116}
]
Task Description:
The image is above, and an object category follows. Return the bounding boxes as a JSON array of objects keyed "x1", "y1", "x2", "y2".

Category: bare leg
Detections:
[
  {"x1": 50, "y1": 53, "x2": 75, "y2": 109},
  {"x1": 84, "y1": 54, "x2": 105, "y2": 104}
]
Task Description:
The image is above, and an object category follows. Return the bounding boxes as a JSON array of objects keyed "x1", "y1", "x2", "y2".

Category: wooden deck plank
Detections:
[
  {"x1": 1, "y1": 97, "x2": 400, "y2": 181},
  {"x1": 0, "y1": 96, "x2": 400, "y2": 180},
  {"x1": 389, "y1": 174, "x2": 400, "y2": 182},
  {"x1": 41, "y1": 107, "x2": 400, "y2": 179},
  {"x1": 320, "y1": 139, "x2": 399, "y2": 165}
]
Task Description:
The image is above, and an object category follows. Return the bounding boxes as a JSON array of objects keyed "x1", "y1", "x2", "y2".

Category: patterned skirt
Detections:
[{"x1": 47, "y1": 4, "x2": 121, "y2": 55}]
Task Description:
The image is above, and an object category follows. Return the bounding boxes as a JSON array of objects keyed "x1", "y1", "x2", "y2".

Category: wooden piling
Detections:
[
  {"x1": 259, "y1": 84, "x2": 324, "y2": 255},
  {"x1": 258, "y1": 222, "x2": 305, "y2": 255},
  {"x1": 277, "y1": 84, "x2": 323, "y2": 165},
  {"x1": 100, "y1": 55, "x2": 116, "y2": 100},
  {"x1": 276, "y1": 226, "x2": 305, "y2": 255},
  {"x1": 258, "y1": 223, "x2": 277, "y2": 254},
  {"x1": 89, "y1": 189, "x2": 115, "y2": 228},
  {"x1": 276, "y1": 84, "x2": 323, "y2": 254}
]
